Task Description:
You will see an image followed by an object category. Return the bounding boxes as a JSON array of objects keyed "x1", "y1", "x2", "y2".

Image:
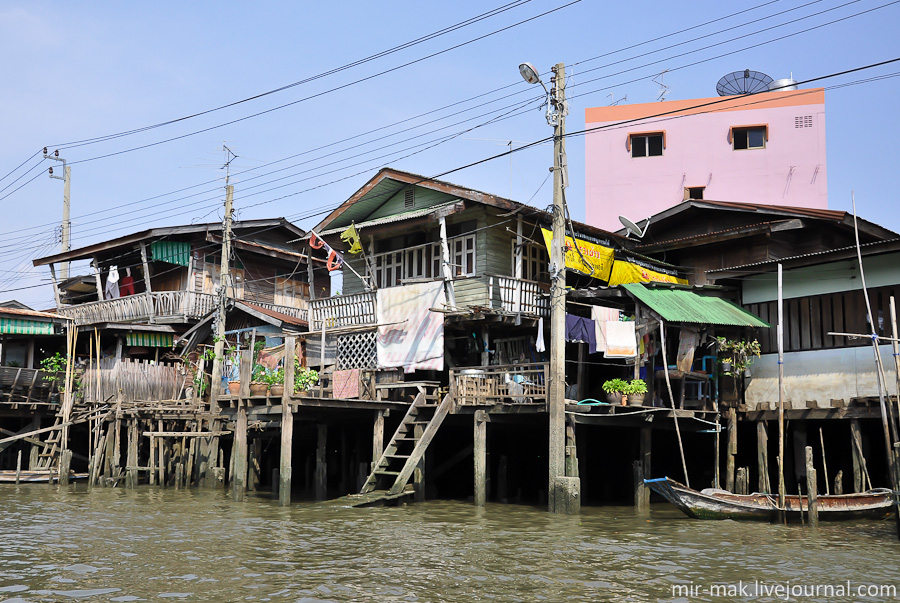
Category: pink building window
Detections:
[
  {"x1": 628, "y1": 131, "x2": 665, "y2": 158},
  {"x1": 730, "y1": 124, "x2": 769, "y2": 150}
]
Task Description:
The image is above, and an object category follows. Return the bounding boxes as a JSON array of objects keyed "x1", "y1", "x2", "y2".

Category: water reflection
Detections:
[{"x1": 1, "y1": 486, "x2": 898, "y2": 602}]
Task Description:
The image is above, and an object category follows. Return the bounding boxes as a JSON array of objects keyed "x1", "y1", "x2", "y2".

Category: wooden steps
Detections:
[{"x1": 360, "y1": 392, "x2": 453, "y2": 496}]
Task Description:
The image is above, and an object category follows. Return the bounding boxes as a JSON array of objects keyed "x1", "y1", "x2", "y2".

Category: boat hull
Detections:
[
  {"x1": 0, "y1": 470, "x2": 88, "y2": 483},
  {"x1": 645, "y1": 477, "x2": 894, "y2": 521}
]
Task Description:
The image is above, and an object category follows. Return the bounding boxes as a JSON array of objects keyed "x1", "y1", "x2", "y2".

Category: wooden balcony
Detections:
[
  {"x1": 57, "y1": 291, "x2": 308, "y2": 326},
  {"x1": 309, "y1": 291, "x2": 376, "y2": 330},
  {"x1": 451, "y1": 363, "x2": 548, "y2": 406},
  {"x1": 487, "y1": 275, "x2": 550, "y2": 317}
]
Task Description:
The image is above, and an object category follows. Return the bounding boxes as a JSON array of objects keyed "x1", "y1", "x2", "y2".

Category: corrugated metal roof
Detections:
[
  {"x1": 622, "y1": 283, "x2": 770, "y2": 327},
  {"x1": 0, "y1": 318, "x2": 57, "y2": 335},
  {"x1": 318, "y1": 202, "x2": 460, "y2": 236}
]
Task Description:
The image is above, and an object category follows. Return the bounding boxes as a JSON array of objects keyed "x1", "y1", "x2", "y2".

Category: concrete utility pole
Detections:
[
  {"x1": 44, "y1": 149, "x2": 71, "y2": 280},
  {"x1": 209, "y1": 148, "x2": 237, "y2": 407},
  {"x1": 518, "y1": 61, "x2": 578, "y2": 513}
]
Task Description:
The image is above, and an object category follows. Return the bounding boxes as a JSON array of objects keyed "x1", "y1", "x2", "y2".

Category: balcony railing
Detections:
[
  {"x1": 450, "y1": 363, "x2": 548, "y2": 406},
  {"x1": 57, "y1": 291, "x2": 308, "y2": 326},
  {"x1": 487, "y1": 274, "x2": 549, "y2": 317},
  {"x1": 309, "y1": 291, "x2": 376, "y2": 330}
]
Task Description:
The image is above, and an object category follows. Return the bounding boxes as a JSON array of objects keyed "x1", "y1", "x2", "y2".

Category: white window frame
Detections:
[
  {"x1": 513, "y1": 241, "x2": 547, "y2": 282},
  {"x1": 449, "y1": 234, "x2": 476, "y2": 277}
]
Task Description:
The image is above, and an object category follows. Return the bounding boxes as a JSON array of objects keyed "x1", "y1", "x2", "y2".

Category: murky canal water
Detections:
[{"x1": 1, "y1": 486, "x2": 899, "y2": 602}]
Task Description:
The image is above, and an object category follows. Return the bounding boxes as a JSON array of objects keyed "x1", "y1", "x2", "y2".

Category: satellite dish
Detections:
[
  {"x1": 716, "y1": 69, "x2": 773, "y2": 96},
  {"x1": 619, "y1": 215, "x2": 650, "y2": 239}
]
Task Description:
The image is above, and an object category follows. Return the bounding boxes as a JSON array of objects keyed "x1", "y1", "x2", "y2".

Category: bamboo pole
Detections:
[
  {"x1": 819, "y1": 426, "x2": 830, "y2": 495},
  {"x1": 658, "y1": 319, "x2": 690, "y2": 488},
  {"x1": 890, "y1": 297, "x2": 900, "y2": 441},
  {"x1": 777, "y1": 263, "x2": 786, "y2": 516}
]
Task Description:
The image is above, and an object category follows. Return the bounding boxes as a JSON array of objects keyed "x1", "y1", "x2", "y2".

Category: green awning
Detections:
[
  {"x1": 151, "y1": 241, "x2": 191, "y2": 267},
  {"x1": 126, "y1": 332, "x2": 174, "y2": 347},
  {"x1": 622, "y1": 283, "x2": 770, "y2": 328},
  {"x1": 0, "y1": 318, "x2": 56, "y2": 335}
]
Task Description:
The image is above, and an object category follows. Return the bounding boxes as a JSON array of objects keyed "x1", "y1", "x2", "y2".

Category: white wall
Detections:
[{"x1": 745, "y1": 344, "x2": 898, "y2": 408}]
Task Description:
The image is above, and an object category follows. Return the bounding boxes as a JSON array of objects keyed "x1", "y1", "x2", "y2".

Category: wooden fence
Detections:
[
  {"x1": 83, "y1": 358, "x2": 187, "y2": 404},
  {"x1": 451, "y1": 363, "x2": 548, "y2": 406}
]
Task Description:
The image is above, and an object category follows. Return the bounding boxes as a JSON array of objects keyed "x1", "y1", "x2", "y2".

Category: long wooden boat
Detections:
[
  {"x1": 645, "y1": 476, "x2": 895, "y2": 521},
  {"x1": 0, "y1": 469, "x2": 88, "y2": 483}
]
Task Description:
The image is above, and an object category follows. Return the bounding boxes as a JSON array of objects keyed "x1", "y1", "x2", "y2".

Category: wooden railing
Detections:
[
  {"x1": 309, "y1": 291, "x2": 376, "y2": 330},
  {"x1": 83, "y1": 358, "x2": 187, "y2": 403},
  {"x1": 0, "y1": 367, "x2": 61, "y2": 405},
  {"x1": 487, "y1": 274, "x2": 550, "y2": 317},
  {"x1": 58, "y1": 291, "x2": 308, "y2": 326},
  {"x1": 450, "y1": 363, "x2": 548, "y2": 406}
]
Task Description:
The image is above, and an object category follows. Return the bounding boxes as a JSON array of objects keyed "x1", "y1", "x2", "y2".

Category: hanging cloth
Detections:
[
  {"x1": 565, "y1": 314, "x2": 597, "y2": 354},
  {"x1": 105, "y1": 265, "x2": 120, "y2": 300},
  {"x1": 535, "y1": 317, "x2": 546, "y2": 353},
  {"x1": 590, "y1": 305, "x2": 621, "y2": 353}
]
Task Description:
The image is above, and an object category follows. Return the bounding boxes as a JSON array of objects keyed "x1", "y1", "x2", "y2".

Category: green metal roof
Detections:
[{"x1": 622, "y1": 283, "x2": 770, "y2": 328}]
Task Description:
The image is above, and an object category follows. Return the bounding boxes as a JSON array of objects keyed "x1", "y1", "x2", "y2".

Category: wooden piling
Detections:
[
  {"x1": 15, "y1": 450, "x2": 22, "y2": 485},
  {"x1": 757, "y1": 421, "x2": 770, "y2": 493},
  {"x1": 726, "y1": 408, "x2": 737, "y2": 492},
  {"x1": 637, "y1": 425, "x2": 651, "y2": 511},
  {"x1": 834, "y1": 469, "x2": 844, "y2": 495},
  {"x1": 126, "y1": 418, "x2": 138, "y2": 488},
  {"x1": 414, "y1": 422, "x2": 425, "y2": 503},
  {"x1": 233, "y1": 401, "x2": 248, "y2": 502},
  {"x1": 565, "y1": 414, "x2": 578, "y2": 478},
  {"x1": 149, "y1": 433, "x2": 156, "y2": 486},
  {"x1": 59, "y1": 449, "x2": 72, "y2": 486},
  {"x1": 819, "y1": 426, "x2": 830, "y2": 495},
  {"x1": 315, "y1": 423, "x2": 327, "y2": 501},
  {"x1": 850, "y1": 419, "x2": 872, "y2": 491},
  {"x1": 279, "y1": 336, "x2": 295, "y2": 506},
  {"x1": 371, "y1": 410, "x2": 385, "y2": 472},
  {"x1": 474, "y1": 410, "x2": 487, "y2": 507},
  {"x1": 633, "y1": 460, "x2": 646, "y2": 514},
  {"x1": 736, "y1": 467, "x2": 749, "y2": 495},
  {"x1": 805, "y1": 446, "x2": 818, "y2": 527}
]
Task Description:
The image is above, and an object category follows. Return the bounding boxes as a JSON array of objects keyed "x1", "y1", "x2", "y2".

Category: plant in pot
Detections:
[
  {"x1": 249, "y1": 364, "x2": 269, "y2": 396},
  {"x1": 266, "y1": 367, "x2": 285, "y2": 397},
  {"x1": 623, "y1": 379, "x2": 648, "y2": 406},
  {"x1": 602, "y1": 378, "x2": 628, "y2": 405},
  {"x1": 294, "y1": 358, "x2": 319, "y2": 393}
]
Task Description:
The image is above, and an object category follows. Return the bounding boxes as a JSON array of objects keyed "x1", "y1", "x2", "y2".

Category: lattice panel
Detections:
[{"x1": 337, "y1": 330, "x2": 377, "y2": 370}]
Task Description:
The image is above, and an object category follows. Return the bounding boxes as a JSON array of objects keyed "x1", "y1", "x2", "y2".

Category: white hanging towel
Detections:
[
  {"x1": 604, "y1": 320, "x2": 637, "y2": 358},
  {"x1": 590, "y1": 305, "x2": 621, "y2": 352},
  {"x1": 535, "y1": 317, "x2": 545, "y2": 352},
  {"x1": 105, "y1": 265, "x2": 120, "y2": 300}
]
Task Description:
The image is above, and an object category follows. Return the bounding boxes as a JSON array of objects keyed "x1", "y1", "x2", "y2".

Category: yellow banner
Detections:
[
  {"x1": 541, "y1": 228, "x2": 614, "y2": 281},
  {"x1": 608, "y1": 255, "x2": 688, "y2": 286}
]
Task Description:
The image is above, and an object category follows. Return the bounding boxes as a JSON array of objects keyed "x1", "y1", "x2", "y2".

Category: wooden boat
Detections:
[
  {"x1": 0, "y1": 469, "x2": 88, "y2": 483},
  {"x1": 645, "y1": 476, "x2": 895, "y2": 521}
]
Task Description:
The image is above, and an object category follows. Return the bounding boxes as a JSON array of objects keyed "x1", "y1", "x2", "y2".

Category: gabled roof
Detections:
[
  {"x1": 34, "y1": 218, "x2": 306, "y2": 267},
  {"x1": 311, "y1": 167, "x2": 624, "y2": 243},
  {"x1": 623, "y1": 200, "x2": 897, "y2": 250}
]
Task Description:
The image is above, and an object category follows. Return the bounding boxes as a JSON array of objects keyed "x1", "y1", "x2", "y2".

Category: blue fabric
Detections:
[{"x1": 565, "y1": 314, "x2": 597, "y2": 354}]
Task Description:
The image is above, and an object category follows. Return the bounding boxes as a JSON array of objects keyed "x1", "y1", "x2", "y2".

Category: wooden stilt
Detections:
[
  {"x1": 126, "y1": 419, "x2": 139, "y2": 488},
  {"x1": 565, "y1": 414, "x2": 578, "y2": 478},
  {"x1": 315, "y1": 423, "x2": 327, "y2": 500},
  {"x1": 113, "y1": 418, "x2": 121, "y2": 479},
  {"x1": 819, "y1": 426, "x2": 830, "y2": 495},
  {"x1": 757, "y1": 421, "x2": 770, "y2": 493},
  {"x1": 638, "y1": 424, "x2": 651, "y2": 512},
  {"x1": 834, "y1": 469, "x2": 844, "y2": 495},
  {"x1": 58, "y1": 449, "x2": 72, "y2": 486},
  {"x1": 371, "y1": 410, "x2": 385, "y2": 472},
  {"x1": 850, "y1": 419, "x2": 872, "y2": 491},
  {"x1": 15, "y1": 450, "x2": 22, "y2": 485},
  {"x1": 726, "y1": 408, "x2": 737, "y2": 492},
  {"x1": 233, "y1": 401, "x2": 248, "y2": 502},
  {"x1": 279, "y1": 336, "x2": 295, "y2": 506},
  {"x1": 149, "y1": 433, "x2": 156, "y2": 486},
  {"x1": 474, "y1": 410, "x2": 487, "y2": 507},
  {"x1": 736, "y1": 467, "x2": 749, "y2": 495},
  {"x1": 413, "y1": 422, "x2": 425, "y2": 503},
  {"x1": 805, "y1": 446, "x2": 819, "y2": 527},
  {"x1": 157, "y1": 420, "x2": 165, "y2": 487},
  {"x1": 633, "y1": 460, "x2": 645, "y2": 513}
]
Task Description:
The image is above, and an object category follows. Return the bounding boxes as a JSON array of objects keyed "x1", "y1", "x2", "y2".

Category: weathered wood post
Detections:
[
  {"x1": 315, "y1": 423, "x2": 328, "y2": 500},
  {"x1": 725, "y1": 408, "x2": 737, "y2": 492},
  {"x1": 126, "y1": 418, "x2": 138, "y2": 488},
  {"x1": 474, "y1": 410, "x2": 488, "y2": 507},
  {"x1": 279, "y1": 336, "x2": 295, "y2": 506},
  {"x1": 58, "y1": 449, "x2": 72, "y2": 486},
  {"x1": 413, "y1": 422, "x2": 426, "y2": 502},
  {"x1": 371, "y1": 410, "x2": 385, "y2": 472},
  {"x1": 757, "y1": 421, "x2": 770, "y2": 493},
  {"x1": 834, "y1": 469, "x2": 844, "y2": 495},
  {"x1": 15, "y1": 450, "x2": 22, "y2": 485},
  {"x1": 565, "y1": 414, "x2": 578, "y2": 479},
  {"x1": 635, "y1": 424, "x2": 651, "y2": 512},
  {"x1": 805, "y1": 446, "x2": 818, "y2": 526},
  {"x1": 233, "y1": 349, "x2": 251, "y2": 501},
  {"x1": 850, "y1": 419, "x2": 864, "y2": 492},
  {"x1": 736, "y1": 467, "x2": 749, "y2": 495}
]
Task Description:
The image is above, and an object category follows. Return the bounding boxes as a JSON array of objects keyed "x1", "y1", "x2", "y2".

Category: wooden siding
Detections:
[
  {"x1": 744, "y1": 283, "x2": 900, "y2": 354},
  {"x1": 367, "y1": 187, "x2": 456, "y2": 221}
]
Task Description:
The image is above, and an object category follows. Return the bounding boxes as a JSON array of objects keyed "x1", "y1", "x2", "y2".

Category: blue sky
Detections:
[{"x1": 1, "y1": 0, "x2": 898, "y2": 308}]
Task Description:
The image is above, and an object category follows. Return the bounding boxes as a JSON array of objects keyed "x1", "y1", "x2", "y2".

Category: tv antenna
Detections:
[
  {"x1": 716, "y1": 69, "x2": 773, "y2": 96},
  {"x1": 607, "y1": 93, "x2": 627, "y2": 106},
  {"x1": 652, "y1": 70, "x2": 670, "y2": 102}
]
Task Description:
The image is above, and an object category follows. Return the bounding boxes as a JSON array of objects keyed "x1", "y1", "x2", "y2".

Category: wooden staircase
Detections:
[
  {"x1": 34, "y1": 414, "x2": 63, "y2": 470},
  {"x1": 361, "y1": 392, "x2": 453, "y2": 496}
]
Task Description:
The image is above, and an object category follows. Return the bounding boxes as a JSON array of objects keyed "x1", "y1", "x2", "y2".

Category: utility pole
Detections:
[
  {"x1": 44, "y1": 148, "x2": 71, "y2": 280},
  {"x1": 208, "y1": 147, "x2": 237, "y2": 408}
]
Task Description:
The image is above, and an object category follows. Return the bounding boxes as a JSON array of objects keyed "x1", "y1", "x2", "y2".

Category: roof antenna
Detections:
[
  {"x1": 652, "y1": 70, "x2": 670, "y2": 102},
  {"x1": 619, "y1": 215, "x2": 651, "y2": 239}
]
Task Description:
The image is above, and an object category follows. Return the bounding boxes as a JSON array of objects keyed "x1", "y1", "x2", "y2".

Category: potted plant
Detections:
[
  {"x1": 249, "y1": 364, "x2": 269, "y2": 396},
  {"x1": 267, "y1": 367, "x2": 285, "y2": 397},
  {"x1": 623, "y1": 379, "x2": 648, "y2": 406},
  {"x1": 602, "y1": 378, "x2": 628, "y2": 405},
  {"x1": 294, "y1": 358, "x2": 319, "y2": 393},
  {"x1": 710, "y1": 337, "x2": 761, "y2": 377}
]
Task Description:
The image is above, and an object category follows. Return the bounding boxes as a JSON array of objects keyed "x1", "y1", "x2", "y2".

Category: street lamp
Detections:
[{"x1": 519, "y1": 61, "x2": 577, "y2": 513}]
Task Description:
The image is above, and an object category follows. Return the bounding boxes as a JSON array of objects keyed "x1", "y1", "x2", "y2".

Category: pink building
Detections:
[{"x1": 584, "y1": 88, "x2": 827, "y2": 232}]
